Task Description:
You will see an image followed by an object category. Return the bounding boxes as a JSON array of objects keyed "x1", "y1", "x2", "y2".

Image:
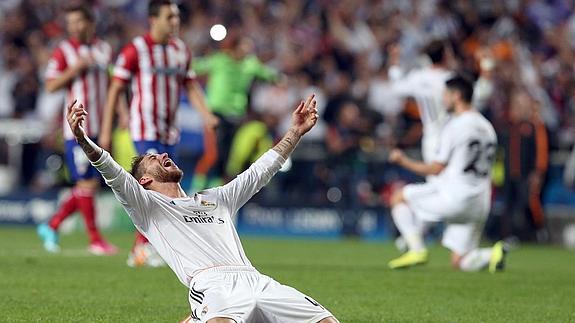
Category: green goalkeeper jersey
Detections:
[{"x1": 192, "y1": 52, "x2": 278, "y2": 118}]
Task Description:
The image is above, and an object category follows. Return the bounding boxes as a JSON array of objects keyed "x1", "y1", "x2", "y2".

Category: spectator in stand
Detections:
[
  {"x1": 502, "y1": 89, "x2": 549, "y2": 241},
  {"x1": 324, "y1": 100, "x2": 365, "y2": 236}
]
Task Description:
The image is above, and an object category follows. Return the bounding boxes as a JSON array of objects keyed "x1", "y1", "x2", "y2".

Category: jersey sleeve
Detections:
[
  {"x1": 216, "y1": 149, "x2": 285, "y2": 216},
  {"x1": 45, "y1": 47, "x2": 67, "y2": 80},
  {"x1": 91, "y1": 150, "x2": 152, "y2": 230},
  {"x1": 113, "y1": 43, "x2": 138, "y2": 83},
  {"x1": 191, "y1": 55, "x2": 213, "y2": 76},
  {"x1": 389, "y1": 68, "x2": 416, "y2": 97},
  {"x1": 249, "y1": 56, "x2": 278, "y2": 81},
  {"x1": 434, "y1": 123, "x2": 454, "y2": 164},
  {"x1": 184, "y1": 46, "x2": 197, "y2": 84}
]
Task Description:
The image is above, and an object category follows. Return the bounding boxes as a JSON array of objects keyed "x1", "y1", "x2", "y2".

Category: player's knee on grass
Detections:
[
  {"x1": 451, "y1": 252, "x2": 463, "y2": 270},
  {"x1": 390, "y1": 189, "x2": 405, "y2": 207}
]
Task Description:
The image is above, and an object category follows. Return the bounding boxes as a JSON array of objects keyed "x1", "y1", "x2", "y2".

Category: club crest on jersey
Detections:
[
  {"x1": 200, "y1": 200, "x2": 216, "y2": 207},
  {"x1": 201, "y1": 306, "x2": 208, "y2": 316}
]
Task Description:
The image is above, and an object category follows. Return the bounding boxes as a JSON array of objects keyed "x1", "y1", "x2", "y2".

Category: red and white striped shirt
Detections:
[
  {"x1": 45, "y1": 38, "x2": 112, "y2": 140},
  {"x1": 113, "y1": 34, "x2": 195, "y2": 144}
]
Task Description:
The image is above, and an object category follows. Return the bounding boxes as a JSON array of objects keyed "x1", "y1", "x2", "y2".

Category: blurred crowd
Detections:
[{"x1": 1, "y1": 0, "x2": 574, "y2": 237}]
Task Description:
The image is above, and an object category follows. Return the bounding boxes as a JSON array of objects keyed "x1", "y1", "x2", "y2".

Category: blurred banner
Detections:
[
  {"x1": 237, "y1": 203, "x2": 388, "y2": 240},
  {"x1": 1, "y1": 190, "x2": 575, "y2": 246},
  {"x1": 0, "y1": 191, "x2": 389, "y2": 240},
  {"x1": 0, "y1": 191, "x2": 57, "y2": 225}
]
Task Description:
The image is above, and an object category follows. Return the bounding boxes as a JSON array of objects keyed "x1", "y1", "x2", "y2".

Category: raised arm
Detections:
[
  {"x1": 216, "y1": 94, "x2": 318, "y2": 214},
  {"x1": 386, "y1": 43, "x2": 415, "y2": 98},
  {"x1": 273, "y1": 94, "x2": 317, "y2": 159},
  {"x1": 67, "y1": 100, "x2": 151, "y2": 229},
  {"x1": 67, "y1": 99, "x2": 104, "y2": 162}
]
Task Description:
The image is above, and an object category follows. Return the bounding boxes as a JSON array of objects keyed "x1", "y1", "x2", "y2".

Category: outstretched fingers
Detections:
[
  {"x1": 74, "y1": 107, "x2": 87, "y2": 117},
  {"x1": 303, "y1": 93, "x2": 315, "y2": 110},
  {"x1": 66, "y1": 100, "x2": 89, "y2": 138},
  {"x1": 309, "y1": 99, "x2": 317, "y2": 113},
  {"x1": 294, "y1": 101, "x2": 305, "y2": 114},
  {"x1": 67, "y1": 99, "x2": 78, "y2": 119}
]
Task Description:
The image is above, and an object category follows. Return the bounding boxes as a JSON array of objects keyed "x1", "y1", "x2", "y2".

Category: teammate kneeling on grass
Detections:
[
  {"x1": 388, "y1": 75, "x2": 507, "y2": 273},
  {"x1": 67, "y1": 94, "x2": 338, "y2": 323}
]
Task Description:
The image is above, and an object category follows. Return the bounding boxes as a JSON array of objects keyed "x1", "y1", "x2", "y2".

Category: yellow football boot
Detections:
[
  {"x1": 388, "y1": 250, "x2": 429, "y2": 269},
  {"x1": 489, "y1": 241, "x2": 507, "y2": 273}
]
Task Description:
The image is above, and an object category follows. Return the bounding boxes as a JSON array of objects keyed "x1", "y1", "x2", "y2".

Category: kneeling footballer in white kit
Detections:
[
  {"x1": 388, "y1": 75, "x2": 507, "y2": 272},
  {"x1": 66, "y1": 94, "x2": 338, "y2": 323}
]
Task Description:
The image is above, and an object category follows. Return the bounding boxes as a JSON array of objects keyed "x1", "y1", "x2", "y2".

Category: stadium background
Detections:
[
  {"x1": 1, "y1": 1, "x2": 575, "y2": 322},
  {"x1": 2, "y1": 0, "x2": 575, "y2": 244}
]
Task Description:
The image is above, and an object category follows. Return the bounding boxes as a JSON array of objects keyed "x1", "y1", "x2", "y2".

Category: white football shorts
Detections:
[
  {"x1": 403, "y1": 182, "x2": 490, "y2": 255},
  {"x1": 184, "y1": 266, "x2": 334, "y2": 323}
]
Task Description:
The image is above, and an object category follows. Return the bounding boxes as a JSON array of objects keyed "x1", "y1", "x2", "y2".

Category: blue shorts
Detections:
[
  {"x1": 65, "y1": 139, "x2": 100, "y2": 182},
  {"x1": 133, "y1": 141, "x2": 177, "y2": 159}
]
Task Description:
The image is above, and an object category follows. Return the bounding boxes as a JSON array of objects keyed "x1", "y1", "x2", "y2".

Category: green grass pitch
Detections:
[{"x1": 1, "y1": 227, "x2": 574, "y2": 322}]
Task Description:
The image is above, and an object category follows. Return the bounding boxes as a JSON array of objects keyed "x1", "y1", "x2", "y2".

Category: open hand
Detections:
[
  {"x1": 291, "y1": 94, "x2": 318, "y2": 136},
  {"x1": 67, "y1": 99, "x2": 88, "y2": 140}
]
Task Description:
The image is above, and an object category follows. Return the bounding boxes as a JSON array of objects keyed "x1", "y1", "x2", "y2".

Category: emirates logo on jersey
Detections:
[{"x1": 183, "y1": 215, "x2": 224, "y2": 225}]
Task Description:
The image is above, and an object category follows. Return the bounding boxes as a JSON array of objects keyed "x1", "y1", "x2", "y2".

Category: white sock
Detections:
[
  {"x1": 459, "y1": 248, "x2": 492, "y2": 272},
  {"x1": 392, "y1": 203, "x2": 425, "y2": 252}
]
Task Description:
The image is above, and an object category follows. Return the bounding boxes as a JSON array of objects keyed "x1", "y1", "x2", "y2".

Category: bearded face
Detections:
[
  {"x1": 144, "y1": 153, "x2": 183, "y2": 183},
  {"x1": 150, "y1": 164, "x2": 183, "y2": 183}
]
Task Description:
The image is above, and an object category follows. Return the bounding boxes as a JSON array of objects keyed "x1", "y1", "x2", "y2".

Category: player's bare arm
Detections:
[
  {"x1": 186, "y1": 81, "x2": 219, "y2": 128},
  {"x1": 45, "y1": 57, "x2": 93, "y2": 93},
  {"x1": 273, "y1": 94, "x2": 318, "y2": 160},
  {"x1": 116, "y1": 94, "x2": 130, "y2": 130},
  {"x1": 99, "y1": 79, "x2": 127, "y2": 150},
  {"x1": 215, "y1": 94, "x2": 319, "y2": 214},
  {"x1": 67, "y1": 99, "x2": 103, "y2": 162},
  {"x1": 389, "y1": 148, "x2": 445, "y2": 177}
]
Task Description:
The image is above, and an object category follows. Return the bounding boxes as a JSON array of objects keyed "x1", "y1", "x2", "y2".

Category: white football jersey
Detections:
[
  {"x1": 434, "y1": 110, "x2": 497, "y2": 198},
  {"x1": 91, "y1": 149, "x2": 285, "y2": 287},
  {"x1": 391, "y1": 66, "x2": 452, "y2": 137}
]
